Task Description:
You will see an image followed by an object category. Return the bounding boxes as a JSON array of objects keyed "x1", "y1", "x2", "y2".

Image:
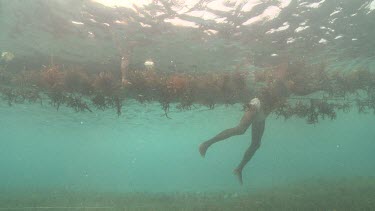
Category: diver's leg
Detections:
[
  {"x1": 199, "y1": 110, "x2": 255, "y2": 157},
  {"x1": 199, "y1": 127, "x2": 245, "y2": 157},
  {"x1": 234, "y1": 119, "x2": 265, "y2": 184}
]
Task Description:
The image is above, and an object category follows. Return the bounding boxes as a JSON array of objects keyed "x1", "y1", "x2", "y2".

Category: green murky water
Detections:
[{"x1": 1, "y1": 0, "x2": 375, "y2": 210}]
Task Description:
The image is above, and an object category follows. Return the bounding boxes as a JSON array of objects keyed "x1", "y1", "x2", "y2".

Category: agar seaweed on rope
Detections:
[
  {"x1": 92, "y1": 71, "x2": 123, "y2": 116},
  {"x1": 271, "y1": 62, "x2": 375, "y2": 123},
  {"x1": 1, "y1": 59, "x2": 375, "y2": 122}
]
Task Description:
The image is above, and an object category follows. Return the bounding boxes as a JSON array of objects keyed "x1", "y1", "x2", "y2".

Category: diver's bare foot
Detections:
[
  {"x1": 233, "y1": 168, "x2": 243, "y2": 185},
  {"x1": 199, "y1": 142, "x2": 208, "y2": 157}
]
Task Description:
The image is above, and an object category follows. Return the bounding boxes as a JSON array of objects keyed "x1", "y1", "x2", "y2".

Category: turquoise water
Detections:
[
  {"x1": 1, "y1": 100, "x2": 374, "y2": 195},
  {"x1": 2, "y1": 0, "x2": 375, "y2": 209}
]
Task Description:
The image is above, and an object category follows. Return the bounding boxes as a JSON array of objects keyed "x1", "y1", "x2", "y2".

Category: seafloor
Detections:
[{"x1": 1, "y1": 178, "x2": 375, "y2": 211}]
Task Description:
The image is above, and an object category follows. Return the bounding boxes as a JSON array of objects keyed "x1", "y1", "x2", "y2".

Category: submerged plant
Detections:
[
  {"x1": 93, "y1": 72, "x2": 120, "y2": 96},
  {"x1": 166, "y1": 74, "x2": 189, "y2": 95},
  {"x1": 91, "y1": 94, "x2": 108, "y2": 110},
  {"x1": 47, "y1": 90, "x2": 65, "y2": 111},
  {"x1": 64, "y1": 69, "x2": 92, "y2": 94},
  {"x1": 1, "y1": 59, "x2": 375, "y2": 119},
  {"x1": 65, "y1": 94, "x2": 92, "y2": 112},
  {"x1": 41, "y1": 66, "x2": 64, "y2": 90},
  {"x1": 114, "y1": 96, "x2": 122, "y2": 116},
  {"x1": 1, "y1": 87, "x2": 18, "y2": 106},
  {"x1": 0, "y1": 68, "x2": 13, "y2": 85},
  {"x1": 12, "y1": 70, "x2": 41, "y2": 88}
]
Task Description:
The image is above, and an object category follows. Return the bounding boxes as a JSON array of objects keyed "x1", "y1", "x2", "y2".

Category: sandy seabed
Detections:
[{"x1": 1, "y1": 177, "x2": 375, "y2": 211}]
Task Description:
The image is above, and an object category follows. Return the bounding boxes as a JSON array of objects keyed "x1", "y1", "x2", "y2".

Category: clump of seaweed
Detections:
[
  {"x1": 160, "y1": 98, "x2": 171, "y2": 118},
  {"x1": 166, "y1": 75, "x2": 189, "y2": 96},
  {"x1": 19, "y1": 89, "x2": 42, "y2": 104},
  {"x1": 65, "y1": 94, "x2": 92, "y2": 112},
  {"x1": 356, "y1": 98, "x2": 375, "y2": 114},
  {"x1": 64, "y1": 69, "x2": 92, "y2": 94},
  {"x1": 0, "y1": 68, "x2": 13, "y2": 85},
  {"x1": 164, "y1": 74, "x2": 192, "y2": 115},
  {"x1": 1, "y1": 87, "x2": 18, "y2": 106},
  {"x1": 12, "y1": 70, "x2": 41, "y2": 88},
  {"x1": 0, "y1": 87, "x2": 42, "y2": 106},
  {"x1": 114, "y1": 96, "x2": 122, "y2": 116},
  {"x1": 93, "y1": 95, "x2": 124, "y2": 116},
  {"x1": 47, "y1": 90, "x2": 65, "y2": 111},
  {"x1": 93, "y1": 72, "x2": 119, "y2": 96},
  {"x1": 92, "y1": 71, "x2": 123, "y2": 116},
  {"x1": 274, "y1": 99, "x2": 338, "y2": 124},
  {"x1": 124, "y1": 69, "x2": 250, "y2": 112},
  {"x1": 40, "y1": 66, "x2": 64, "y2": 90},
  {"x1": 126, "y1": 69, "x2": 164, "y2": 103},
  {"x1": 91, "y1": 94, "x2": 108, "y2": 111},
  {"x1": 176, "y1": 88, "x2": 194, "y2": 110}
]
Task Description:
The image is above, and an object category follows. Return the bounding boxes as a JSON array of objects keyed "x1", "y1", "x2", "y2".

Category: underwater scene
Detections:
[{"x1": 1, "y1": 0, "x2": 375, "y2": 210}]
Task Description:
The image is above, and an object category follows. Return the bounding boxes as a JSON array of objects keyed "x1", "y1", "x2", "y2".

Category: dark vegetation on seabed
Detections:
[
  {"x1": 0, "y1": 60, "x2": 375, "y2": 123},
  {"x1": 1, "y1": 177, "x2": 375, "y2": 210}
]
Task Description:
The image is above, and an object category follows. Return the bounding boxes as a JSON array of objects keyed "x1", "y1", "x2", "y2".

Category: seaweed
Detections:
[
  {"x1": 47, "y1": 90, "x2": 65, "y2": 111},
  {"x1": 1, "y1": 87, "x2": 17, "y2": 106},
  {"x1": 160, "y1": 99, "x2": 171, "y2": 119},
  {"x1": 0, "y1": 68, "x2": 13, "y2": 85},
  {"x1": 316, "y1": 100, "x2": 336, "y2": 120},
  {"x1": 274, "y1": 99, "x2": 337, "y2": 124},
  {"x1": 41, "y1": 66, "x2": 64, "y2": 90},
  {"x1": 160, "y1": 83, "x2": 172, "y2": 119},
  {"x1": 18, "y1": 89, "x2": 42, "y2": 105},
  {"x1": 91, "y1": 94, "x2": 108, "y2": 110},
  {"x1": 93, "y1": 72, "x2": 119, "y2": 96},
  {"x1": 176, "y1": 89, "x2": 194, "y2": 110},
  {"x1": 64, "y1": 69, "x2": 92, "y2": 94},
  {"x1": 65, "y1": 94, "x2": 92, "y2": 112},
  {"x1": 357, "y1": 99, "x2": 370, "y2": 114},
  {"x1": 1, "y1": 60, "x2": 375, "y2": 120},
  {"x1": 113, "y1": 96, "x2": 122, "y2": 116}
]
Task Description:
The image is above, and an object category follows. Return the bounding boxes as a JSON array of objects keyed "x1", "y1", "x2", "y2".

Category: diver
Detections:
[{"x1": 199, "y1": 78, "x2": 292, "y2": 185}]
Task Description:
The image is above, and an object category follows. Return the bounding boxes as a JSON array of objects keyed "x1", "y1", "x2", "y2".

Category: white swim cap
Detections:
[{"x1": 249, "y1": 98, "x2": 261, "y2": 111}]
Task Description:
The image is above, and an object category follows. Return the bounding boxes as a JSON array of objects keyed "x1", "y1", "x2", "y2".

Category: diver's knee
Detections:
[
  {"x1": 235, "y1": 126, "x2": 247, "y2": 135},
  {"x1": 251, "y1": 142, "x2": 261, "y2": 150}
]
